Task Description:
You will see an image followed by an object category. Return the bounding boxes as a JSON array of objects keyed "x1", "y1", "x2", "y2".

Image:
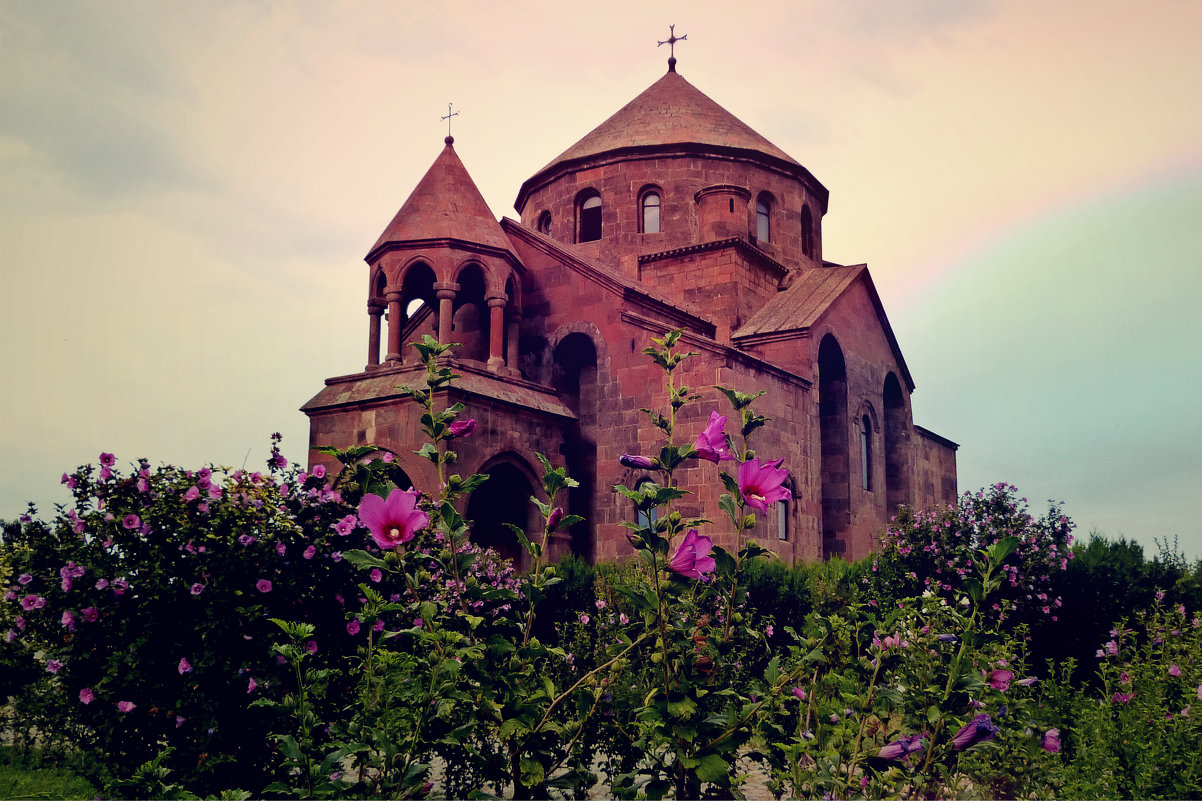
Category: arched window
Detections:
[
  {"x1": 776, "y1": 498, "x2": 789, "y2": 541},
  {"x1": 537, "y1": 210, "x2": 552, "y2": 235},
  {"x1": 801, "y1": 205, "x2": 814, "y2": 257},
  {"x1": 641, "y1": 191, "x2": 661, "y2": 233},
  {"x1": 861, "y1": 414, "x2": 873, "y2": 491},
  {"x1": 578, "y1": 193, "x2": 602, "y2": 242},
  {"x1": 756, "y1": 196, "x2": 771, "y2": 242}
]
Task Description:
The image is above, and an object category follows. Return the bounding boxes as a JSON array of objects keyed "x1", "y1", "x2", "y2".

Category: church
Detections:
[{"x1": 302, "y1": 50, "x2": 958, "y2": 566}]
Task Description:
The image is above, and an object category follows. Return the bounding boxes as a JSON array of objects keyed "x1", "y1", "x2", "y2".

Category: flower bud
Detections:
[
  {"x1": 620, "y1": 454, "x2": 656, "y2": 470},
  {"x1": 547, "y1": 506, "x2": 564, "y2": 531}
]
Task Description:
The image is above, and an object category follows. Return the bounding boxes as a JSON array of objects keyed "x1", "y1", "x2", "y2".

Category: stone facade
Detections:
[{"x1": 302, "y1": 62, "x2": 958, "y2": 564}]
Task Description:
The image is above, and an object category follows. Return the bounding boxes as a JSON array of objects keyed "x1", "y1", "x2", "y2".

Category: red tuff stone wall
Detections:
[{"x1": 914, "y1": 426, "x2": 959, "y2": 511}]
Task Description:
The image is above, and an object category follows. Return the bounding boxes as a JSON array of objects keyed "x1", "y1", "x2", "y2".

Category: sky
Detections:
[{"x1": 2, "y1": 0, "x2": 1200, "y2": 558}]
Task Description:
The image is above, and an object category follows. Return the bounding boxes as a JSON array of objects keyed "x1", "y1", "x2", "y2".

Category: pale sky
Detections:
[{"x1": 2, "y1": 1, "x2": 1200, "y2": 558}]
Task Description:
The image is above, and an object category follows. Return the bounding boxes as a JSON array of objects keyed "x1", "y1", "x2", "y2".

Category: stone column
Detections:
[
  {"x1": 366, "y1": 300, "x2": 384, "y2": 369},
  {"x1": 434, "y1": 281, "x2": 458, "y2": 346},
  {"x1": 505, "y1": 307, "x2": 520, "y2": 371},
  {"x1": 486, "y1": 295, "x2": 506, "y2": 371},
  {"x1": 384, "y1": 289, "x2": 403, "y2": 363}
]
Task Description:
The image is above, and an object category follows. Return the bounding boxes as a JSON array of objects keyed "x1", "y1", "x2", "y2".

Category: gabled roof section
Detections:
[
  {"x1": 500, "y1": 218, "x2": 716, "y2": 337},
  {"x1": 516, "y1": 70, "x2": 827, "y2": 213},
  {"x1": 368, "y1": 137, "x2": 516, "y2": 262},
  {"x1": 733, "y1": 264, "x2": 916, "y2": 391}
]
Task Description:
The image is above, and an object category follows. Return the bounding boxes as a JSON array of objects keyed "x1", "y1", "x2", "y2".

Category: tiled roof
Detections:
[
  {"x1": 367, "y1": 138, "x2": 516, "y2": 260},
  {"x1": 733, "y1": 265, "x2": 865, "y2": 337}
]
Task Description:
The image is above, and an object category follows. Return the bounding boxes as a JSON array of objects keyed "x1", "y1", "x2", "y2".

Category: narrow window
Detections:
[
  {"x1": 756, "y1": 198, "x2": 771, "y2": 242},
  {"x1": 776, "y1": 500, "x2": 788, "y2": 541},
  {"x1": 537, "y1": 210, "x2": 552, "y2": 235},
  {"x1": 861, "y1": 414, "x2": 873, "y2": 491},
  {"x1": 801, "y1": 205, "x2": 814, "y2": 257},
  {"x1": 641, "y1": 192, "x2": 661, "y2": 233},
  {"x1": 579, "y1": 194, "x2": 602, "y2": 242},
  {"x1": 729, "y1": 198, "x2": 734, "y2": 213}
]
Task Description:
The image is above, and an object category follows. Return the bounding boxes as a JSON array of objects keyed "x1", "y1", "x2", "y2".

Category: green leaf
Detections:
[
  {"x1": 695, "y1": 754, "x2": 730, "y2": 784},
  {"x1": 342, "y1": 550, "x2": 387, "y2": 570}
]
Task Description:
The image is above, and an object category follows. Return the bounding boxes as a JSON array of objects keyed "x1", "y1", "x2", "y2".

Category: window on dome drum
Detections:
[
  {"x1": 579, "y1": 194, "x2": 602, "y2": 242},
  {"x1": 641, "y1": 192, "x2": 661, "y2": 233},
  {"x1": 801, "y1": 205, "x2": 814, "y2": 257},
  {"x1": 756, "y1": 198, "x2": 771, "y2": 242},
  {"x1": 776, "y1": 499, "x2": 788, "y2": 541},
  {"x1": 537, "y1": 211, "x2": 552, "y2": 235},
  {"x1": 861, "y1": 414, "x2": 873, "y2": 491}
]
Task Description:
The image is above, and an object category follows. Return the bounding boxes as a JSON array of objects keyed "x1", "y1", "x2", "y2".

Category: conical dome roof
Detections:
[
  {"x1": 368, "y1": 138, "x2": 516, "y2": 261},
  {"x1": 518, "y1": 69, "x2": 811, "y2": 211}
]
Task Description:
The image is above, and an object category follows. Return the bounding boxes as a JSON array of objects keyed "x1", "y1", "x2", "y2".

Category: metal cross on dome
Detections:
[
  {"x1": 658, "y1": 25, "x2": 687, "y2": 71},
  {"x1": 441, "y1": 103, "x2": 459, "y2": 138}
]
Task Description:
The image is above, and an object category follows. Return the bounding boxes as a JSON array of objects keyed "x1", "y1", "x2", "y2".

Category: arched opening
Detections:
[
  {"x1": 883, "y1": 373, "x2": 910, "y2": 514},
  {"x1": 536, "y1": 210, "x2": 552, "y2": 236},
  {"x1": 818, "y1": 334, "x2": 849, "y2": 559},
  {"x1": 756, "y1": 193, "x2": 772, "y2": 243},
  {"x1": 801, "y1": 205, "x2": 814, "y2": 258},
  {"x1": 398, "y1": 262, "x2": 437, "y2": 359},
  {"x1": 451, "y1": 264, "x2": 489, "y2": 362},
  {"x1": 553, "y1": 332, "x2": 599, "y2": 559},
  {"x1": 466, "y1": 461, "x2": 537, "y2": 569},
  {"x1": 578, "y1": 192, "x2": 602, "y2": 243},
  {"x1": 641, "y1": 190, "x2": 661, "y2": 234}
]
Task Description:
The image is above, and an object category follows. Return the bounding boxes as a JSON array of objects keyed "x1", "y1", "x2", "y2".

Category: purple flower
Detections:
[
  {"x1": 190, "y1": 583, "x2": 204, "y2": 596},
  {"x1": 693, "y1": 411, "x2": 734, "y2": 463},
  {"x1": 122, "y1": 514, "x2": 141, "y2": 530},
  {"x1": 178, "y1": 657, "x2": 192, "y2": 674},
  {"x1": 1111, "y1": 691, "x2": 1136, "y2": 704},
  {"x1": 358, "y1": 488, "x2": 429, "y2": 549},
  {"x1": 1169, "y1": 664, "x2": 1182, "y2": 677},
  {"x1": 347, "y1": 619, "x2": 361, "y2": 635},
  {"x1": 273, "y1": 454, "x2": 288, "y2": 469},
  {"x1": 79, "y1": 688, "x2": 94, "y2": 705},
  {"x1": 447, "y1": 418, "x2": 477, "y2": 439},
  {"x1": 878, "y1": 733, "x2": 926, "y2": 760},
  {"x1": 238, "y1": 534, "x2": 257, "y2": 546},
  {"x1": 1016, "y1": 676, "x2": 1039, "y2": 687},
  {"x1": 737, "y1": 457, "x2": 791, "y2": 514},
  {"x1": 247, "y1": 677, "x2": 257, "y2": 693},
  {"x1": 619, "y1": 454, "x2": 656, "y2": 470},
  {"x1": 312, "y1": 464, "x2": 327, "y2": 480},
  {"x1": 951, "y1": 714, "x2": 998, "y2": 750},
  {"x1": 117, "y1": 700, "x2": 135, "y2": 713},
  {"x1": 256, "y1": 579, "x2": 273, "y2": 593},
  {"x1": 936, "y1": 633, "x2": 958, "y2": 643},
  {"x1": 1041, "y1": 728, "x2": 1061, "y2": 754},
  {"x1": 792, "y1": 686, "x2": 807, "y2": 701},
  {"x1": 303, "y1": 545, "x2": 317, "y2": 560},
  {"x1": 112, "y1": 579, "x2": 128, "y2": 595},
  {"x1": 20, "y1": 594, "x2": 44, "y2": 611},
  {"x1": 184, "y1": 486, "x2": 200, "y2": 502},
  {"x1": 547, "y1": 506, "x2": 564, "y2": 531},
  {"x1": 305, "y1": 640, "x2": 318, "y2": 654},
  {"x1": 95, "y1": 578, "x2": 109, "y2": 590},
  {"x1": 61, "y1": 611, "x2": 75, "y2": 630},
  {"x1": 17, "y1": 573, "x2": 32, "y2": 585},
  {"x1": 333, "y1": 515, "x2": 356, "y2": 536},
  {"x1": 369, "y1": 568, "x2": 382, "y2": 582},
  {"x1": 176, "y1": 715, "x2": 186, "y2": 728},
  {"x1": 666, "y1": 529, "x2": 716, "y2": 582},
  {"x1": 99, "y1": 452, "x2": 116, "y2": 467},
  {"x1": 46, "y1": 659, "x2": 62, "y2": 674},
  {"x1": 580, "y1": 613, "x2": 590, "y2": 625}
]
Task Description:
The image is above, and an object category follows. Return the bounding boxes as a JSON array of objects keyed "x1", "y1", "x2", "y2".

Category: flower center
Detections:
[{"x1": 389, "y1": 527, "x2": 401, "y2": 539}]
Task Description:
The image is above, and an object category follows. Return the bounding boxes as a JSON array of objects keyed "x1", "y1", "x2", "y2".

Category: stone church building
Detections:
[{"x1": 302, "y1": 57, "x2": 958, "y2": 565}]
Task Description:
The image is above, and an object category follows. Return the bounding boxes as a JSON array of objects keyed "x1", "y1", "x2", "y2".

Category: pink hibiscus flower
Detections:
[
  {"x1": 693, "y1": 411, "x2": 734, "y2": 463},
  {"x1": 667, "y1": 529, "x2": 716, "y2": 582},
  {"x1": 737, "y1": 458, "x2": 791, "y2": 514},
  {"x1": 358, "y1": 488, "x2": 429, "y2": 549}
]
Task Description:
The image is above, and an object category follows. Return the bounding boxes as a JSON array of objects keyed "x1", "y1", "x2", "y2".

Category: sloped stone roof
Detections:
[{"x1": 368, "y1": 137, "x2": 516, "y2": 261}]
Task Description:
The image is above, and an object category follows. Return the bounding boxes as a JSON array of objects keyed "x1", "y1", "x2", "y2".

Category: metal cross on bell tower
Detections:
[
  {"x1": 658, "y1": 25, "x2": 687, "y2": 73},
  {"x1": 441, "y1": 102, "x2": 459, "y2": 144}
]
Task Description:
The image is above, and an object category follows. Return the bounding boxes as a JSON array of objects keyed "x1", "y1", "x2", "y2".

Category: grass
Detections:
[{"x1": 0, "y1": 748, "x2": 98, "y2": 801}]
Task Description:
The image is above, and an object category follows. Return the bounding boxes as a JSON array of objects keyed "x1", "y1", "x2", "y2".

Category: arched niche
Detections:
[
  {"x1": 451, "y1": 263, "x2": 489, "y2": 362},
  {"x1": 465, "y1": 458, "x2": 540, "y2": 569},
  {"x1": 818, "y1": 333, "x2": 849, "y2": 559},
  {"x1": 553, "y1": 331, "x2": 599, "y2": 559},
  {"x1": 883, "y1": 372, "x2": 911, "y2": 514}
]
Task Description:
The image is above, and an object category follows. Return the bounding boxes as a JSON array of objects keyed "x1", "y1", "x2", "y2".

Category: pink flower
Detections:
[
  {"x1": 1041, "y1": 728, "x2": 1061, "y2": 753},
  {"x1": 369, "y1": 568, "x2": 382, "y2": 583},
  {"x1": 619, "y1": 454, "x2": 656, "y2": 470},
  {"x1": 190, "y1": 583, "x2": 204, "y2": 596},
  {"x1": 178, "y1": 658, "x2": 192, "y2": 674},
  {"x1": 256, "y1": 579, "x2": 273, "y2": 593},
  {"x1": 46, "y1": 659, "x2": 62, "y2": 674},
  {"x1": 1111, "y1": 691, "x2": 1136, "y2": 704},
  {"x1": 988, "y1": 669, "x2": 1014, "y2": 692},
  {"x1": 878, "y1": 733, "x2": 926, "y2": 760},
  {"x1": 79, "y1": 688, "x2": 94, "y2": 705},
  {"x1": 447, "y1": 418, "x2": 477, "y2": 438},
  {"x1": 580, "y1": 614, "x2": 590, "y2": 625},
  {"x1": 100, "y1": 452, "x2": 116, "y2": 467},
  {"x1": 792, "y1": 686, "x2": 807, "y2": 701},
  {"x1": 693, "y1": 411, "x2": 734, "y2": 463},
  {"x1": 303, "y1": 545, "x2": 316, "y2": 560},
  {"x1": 312, "y1": 464, "x2": 327, "y2": 480},
  {"x1": 619, "y1": 613, "x2": 629, "y2": 625},
  {"x1": 347, "y1": 619, "x2": 361, "y2": 635},
  {"x1": 1169, "y1": 664, "x2": 1182, "y2": 677},
  {"x1": 358, "y1": 488, "x2": 429, "y2": 549},
  {"x1": 333, "y1": 515, "x2": 356, "y2": 536},
  {"x1": 176, "y1": 715, "x2": 186, "y2": 728},
  {"x1": 247, "y1": 677, "x2": 257, "y2": 693},
  {"x1": 305, "y1": 640, "x2": 318, "y2": 654},
  {"x1": 184, "y1": 486, "x2": 200, "y2": 502},
  {"x1": 122, "y1": 514, "x2": 141, "y2": 530},
  {"x1": 666, "y1": 529, "x2": 716, "y2": 582},
  {"x1": 548, "y1": 507, "x2": 564, "y2": 531},
  {"x1": 382, "y1": 452, "x2": 394, "y2": 463},
  {"x1": 117, "y1": 701, "x2": 135, "y2": 713},
  {"x1": 737, "y1": 458, "x2": 791, "y2": 514}
]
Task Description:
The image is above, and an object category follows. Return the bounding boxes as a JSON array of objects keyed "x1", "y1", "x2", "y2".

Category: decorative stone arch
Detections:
[
  {"x1": 466, "y1": 450, "x2": 549, "y2": 569},
  {"x1": 365, "y1": 269, "x2": 390, "y2": 368},
  {"x1": 818, "y1": 333, "x2": 849, "y2": 559},
  {"x1": 548, "y1": 320, "x2": 611, "y2": 375},
  {"x1": 450, "y1": 261, "x2": 490, "y2": 363},
  {"x1": 883, "y1": 371, "x2": 911, "y2": 513},
  {"x1": 550, "y1": 326, "x2": 603, "y2": 560},
  {"x1": 855, "y1": 399, "x2": 879, "y2": 492}
]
